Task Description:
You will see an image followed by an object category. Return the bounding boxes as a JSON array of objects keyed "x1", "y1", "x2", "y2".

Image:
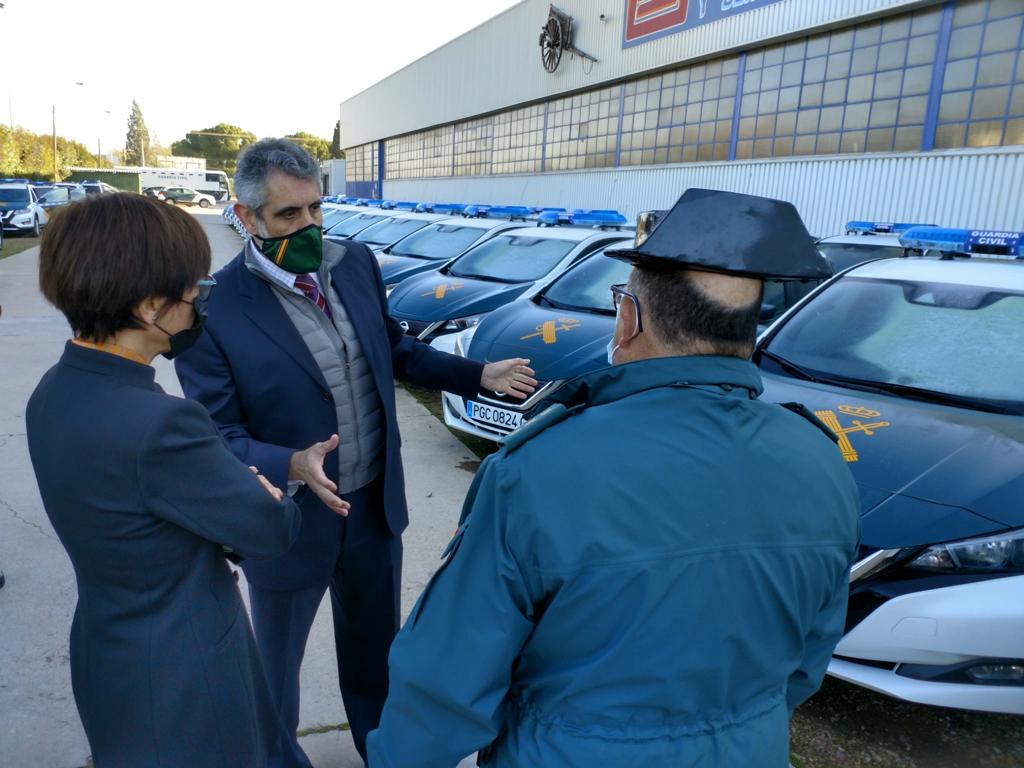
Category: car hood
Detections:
[
  {"x1": 759, "y1": 371, "x2": 1024, "y2": 548},
  {"x1": 387, "y1": 271, "x2": 531, "y2": 321},
  {"x1": 0, "y1": 199, "x2": 30, "y2": 209},
  {"x1": 377, "y1": 254, "x2": 445, "y2": 286},
  {"x1": 467, "y1": 301, "x2": 613, "y2": 379}
]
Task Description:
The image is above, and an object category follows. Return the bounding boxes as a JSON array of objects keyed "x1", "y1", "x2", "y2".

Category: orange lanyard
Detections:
[{"x1": 71, "y1": 338, "x2": 150, "y2": 366}]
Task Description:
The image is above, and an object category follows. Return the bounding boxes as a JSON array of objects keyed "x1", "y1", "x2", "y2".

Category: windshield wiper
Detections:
[
  {"x1": 760, "y1": 350, "x2": 1018, "y2": 415},
  {"x1": 539, "y1": 295, "x2": 610, "y2": 314},
  {"x1": 840, "y1": 379, "x2": 1017, "y2": 415}
]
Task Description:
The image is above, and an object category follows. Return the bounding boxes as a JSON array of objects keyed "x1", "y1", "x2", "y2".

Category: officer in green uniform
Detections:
[{"x1": 367, "y1": 189, "x2": 860, "y2": 768}]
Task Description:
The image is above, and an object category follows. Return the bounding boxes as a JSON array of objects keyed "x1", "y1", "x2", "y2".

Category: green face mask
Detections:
[{"x1": 256, "y1": 224, "x2": 324, "y2": 274}]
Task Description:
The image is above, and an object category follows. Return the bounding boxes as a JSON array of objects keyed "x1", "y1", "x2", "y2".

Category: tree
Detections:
[
  {"x1": 285, "y1": 131, "x2": 332, "y2": 162},
  {"x1": 330, "y1": 121, "x2": 345, "y2": 159},
  {"x1": 172, "y1": 123, "x2": 256, "y2": 175},
  {"x1": 124, "y1": 100, "x2": 152, "y2": 167},
  {"x1": 0, "y1": 126, "x2": 18, "y2": 176}
]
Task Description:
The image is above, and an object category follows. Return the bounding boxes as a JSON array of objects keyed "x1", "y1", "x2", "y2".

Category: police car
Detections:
[
  {"x1": 375, "y1": 205, "x2": 524, "y2": 294},
  {"x1": 349, "y1": 208, "x2": 457, "y2": 256},
  {"x1": 321, "y1": 203, "x2": 366, "y2": 231},
  {"x1": 754, "y1": 226, "x2": 1024, "y2": 715},
  {"x1": 387, "y1": 209, "x2": 632, "y2": 344},
  {"x1": 437, "y1": 238, "x2": 825, "y2": 443},
  {"x1": 817, "y1": 220, "x2": 934, "y2": 272},
  {"x1": 324, "y1": 208, "x2": 396, "y2": 242}
]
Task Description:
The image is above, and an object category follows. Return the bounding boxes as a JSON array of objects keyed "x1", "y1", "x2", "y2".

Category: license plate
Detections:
[{"x1": 466, "y1": 400, "x2": 522, "y2": 431}]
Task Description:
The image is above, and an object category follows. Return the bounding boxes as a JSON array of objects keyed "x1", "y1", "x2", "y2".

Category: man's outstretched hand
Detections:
[
  {"x1": 481, "y1": 358, "x2": 538, "y2": 400},
  {"x1": 288, "y1": 434, "x2": 351, "y2": 516}
]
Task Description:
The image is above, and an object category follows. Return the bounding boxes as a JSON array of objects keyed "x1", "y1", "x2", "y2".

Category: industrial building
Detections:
[{"x1": 339, "y1": 0, "x2": 1024, "y2": 235}]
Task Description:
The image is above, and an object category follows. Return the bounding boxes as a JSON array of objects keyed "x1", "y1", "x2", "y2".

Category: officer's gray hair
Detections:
[
  {"x1": 629, "y1": 267, "x2": 763, "y2": 359},
  {"x1": 234, "y1": 138, "x2": 321, "y2": 213}
]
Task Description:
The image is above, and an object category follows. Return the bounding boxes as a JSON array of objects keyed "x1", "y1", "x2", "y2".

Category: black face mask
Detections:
[
  {"x1": 158, "y1": 312, "x2": 206, "y2": 360},
  {"x1": 155, "y1": 299, "x2": 207, "y2": 360}
]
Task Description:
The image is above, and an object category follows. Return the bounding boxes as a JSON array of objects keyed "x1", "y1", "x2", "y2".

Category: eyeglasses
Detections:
[
  {"x1": 187, "y1": 275, "x2": 217, "y2": 315},
  {"x1": 610, "y1": 283, "x2": 643, "y2": 333}
]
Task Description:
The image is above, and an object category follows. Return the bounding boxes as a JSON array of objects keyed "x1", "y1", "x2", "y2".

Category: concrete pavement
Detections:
[{"x1": 0, "y1": 207, "x2": 480, "y2": 767}]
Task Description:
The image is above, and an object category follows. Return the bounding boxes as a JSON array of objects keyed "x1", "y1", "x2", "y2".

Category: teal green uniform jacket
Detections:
[{"x1": 368, "y1": 356, "x2": 860, "y2": 767}]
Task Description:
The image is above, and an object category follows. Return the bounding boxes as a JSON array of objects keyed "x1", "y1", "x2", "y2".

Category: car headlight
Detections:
[
  {"x1": 453, "y1": 324, "x2": 480, "y2": 357},
  {"x1": 13, "y1": 208, "x2": 30, "y2": 216},
  {"x1": 443, "y1": 314, "x2": 486, "y2": 332},
  {"x1": 908, "y1": 528, "x2": 1024, "y2": 573}
]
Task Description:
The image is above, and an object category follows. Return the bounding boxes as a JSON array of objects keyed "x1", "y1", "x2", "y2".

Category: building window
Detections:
[
  {"x1": 545, "y1": 86, "x2": 620, "y2": 171},
  {"x1": 492, "y1": 104, "x2": 545, "y2": 175},
  {"x1": 345, "y1": 142, "x2": 378, "y2": 184},
  {"x1": 935, "y1": 0, "x2": 1024, "y2": 149},
  {"x1": 737, "y1": 5, "x2": 940, "y2": 159},
  {"x1": 620, "y1": 58, "x2": 737, "y2": 167},
  {"x1": 454, "y1": 116, "x2": 493, "y2": 176}
]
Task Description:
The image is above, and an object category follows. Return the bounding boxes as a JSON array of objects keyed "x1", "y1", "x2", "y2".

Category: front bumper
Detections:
[
  {"x1": 1, "y1": 212, "x2": 36, "y2": 231},
  {"x1": 830, "y1": 573, "x2": 1024, "y2": 714}
]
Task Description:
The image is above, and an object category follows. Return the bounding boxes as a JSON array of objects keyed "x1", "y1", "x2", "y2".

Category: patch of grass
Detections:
[
  {"x1": 297, "y1": 722, "x2": 350, "y2": 737},
  {"x1": 401, "y1": 382, "x2": 498, "y2": 461},
  {"x1": 0, "y1": 235, "x2": 40, "y2": 259}
]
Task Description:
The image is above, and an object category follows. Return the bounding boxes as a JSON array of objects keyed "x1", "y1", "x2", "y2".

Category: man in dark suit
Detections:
[{"x1": 175, "y1": 138, "x2": 536, "y2": 767}]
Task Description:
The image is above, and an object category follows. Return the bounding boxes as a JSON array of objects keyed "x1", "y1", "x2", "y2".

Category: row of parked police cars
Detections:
[{"x1": 224, "y1": 195, "x2": 1024, "y2": 717}]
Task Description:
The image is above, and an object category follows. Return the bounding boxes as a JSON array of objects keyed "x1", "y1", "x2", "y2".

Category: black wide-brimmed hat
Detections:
[{"x1": 607, "y1": 188, "x2": 831, "y2": 280}]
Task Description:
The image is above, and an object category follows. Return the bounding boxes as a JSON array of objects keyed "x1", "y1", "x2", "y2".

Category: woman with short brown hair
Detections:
[{"x1": 27, "y1": 193, "x2": 302, "y2": 767}]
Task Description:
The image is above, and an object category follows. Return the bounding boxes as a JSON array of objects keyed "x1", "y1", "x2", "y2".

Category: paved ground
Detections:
[{"x1": 0, "y1": 206, "x2": 477, "y2": 767}]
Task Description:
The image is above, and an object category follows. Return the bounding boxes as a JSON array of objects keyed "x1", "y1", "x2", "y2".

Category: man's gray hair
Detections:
[{"x1": 234, "y1": 138, "x2": 321, "y2": 212}]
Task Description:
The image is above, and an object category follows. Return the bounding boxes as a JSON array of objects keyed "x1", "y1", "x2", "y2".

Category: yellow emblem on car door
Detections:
[{"x1": 814, "y1": 405, "x2": 891, "y2": 462}]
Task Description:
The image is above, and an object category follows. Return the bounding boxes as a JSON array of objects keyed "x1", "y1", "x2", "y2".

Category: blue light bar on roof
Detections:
[
  {"x1": 486, "y1": 206, "x2": 533, "y2": 221},
  {"x1": 462, "y1": 204, "x2": 492, "y2": 217},
  {"x1": 571, "y1": 210, "x2": 628, "y2": 228},
  {"x1": 392, "y1": 201, "x2": 419, "y2": 211},
  {"x1": 537, "y1": 210, "x2": 571, "y2": 226},
  {"x1": 433, "y1": 203, "x2": 466, "y2": 215},
  {"x1": 899, "y1": 227, "x2": 1024, "y2": 257},
  {"x1": 846, "y1": 220, "x2": 936, "y2": 235}
]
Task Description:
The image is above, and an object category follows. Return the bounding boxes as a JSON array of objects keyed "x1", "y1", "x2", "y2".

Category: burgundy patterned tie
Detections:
[{"x1": 294, "y1": 274, "x2": 333, "y2": 320}]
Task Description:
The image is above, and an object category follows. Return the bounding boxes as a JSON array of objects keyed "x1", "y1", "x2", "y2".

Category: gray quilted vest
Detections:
[{"x1": 245, "y1": 241, "x2": 385, "y2": 493}]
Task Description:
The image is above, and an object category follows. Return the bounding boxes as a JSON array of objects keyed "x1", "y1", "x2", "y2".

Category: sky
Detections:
[{"x1": 0, "y1": 0, "x2": 520, "y2": 158}]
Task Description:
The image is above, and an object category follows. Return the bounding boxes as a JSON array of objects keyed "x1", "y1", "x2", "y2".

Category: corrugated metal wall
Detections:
[
  {"x1": 382, "y1": 147, "x2": 1024, "y2": 237},
  {"x1": 339, "y1": 0, "x2": 933, "y2": 148}
]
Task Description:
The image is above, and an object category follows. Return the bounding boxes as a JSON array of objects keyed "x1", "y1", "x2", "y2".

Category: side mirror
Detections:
[{"x1": 759, "y1": 302, "x2": 778, "y2": 323}]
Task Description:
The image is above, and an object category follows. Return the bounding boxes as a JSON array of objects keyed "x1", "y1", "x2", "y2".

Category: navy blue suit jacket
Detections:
[
  {"x1": 175, "y1": 240, "x2": 484, "y2": 591},
  {"x1": 27, "y1": 342, "x2": 300, "y2": 767}
]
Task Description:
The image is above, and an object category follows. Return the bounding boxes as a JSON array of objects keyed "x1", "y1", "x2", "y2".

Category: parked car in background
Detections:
[
  {"x1": 387, "y1": 209, "x2": 632, "y2": 345},
  {"x1": 0, "y1": 182, "x2": 49, "y2": 236},
  {"x1": 37, "y1": 184, "x2": 86, "y2": 212},
  {"x1": 324, "y1": 210, "x2": 395, "y2": 242},
  {"x1": 377, "y1": 211, "x2": 524, "y2": 294},
  {"x1": 162, "y1": 187, "x2": 217, "y2": 208},
  {"x1": 817, "y1": 221, "x2": 936, "y2": 272},
  {"x1": 80, "y1": 181, "x2": 119, "y2": 195}
]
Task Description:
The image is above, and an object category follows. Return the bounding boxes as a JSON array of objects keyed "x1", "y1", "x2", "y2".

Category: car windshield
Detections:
[
  {"x1": 327, "y1": 213, "x2": 387, "y2": 237},
  {"x1": 0, "y1": 188, "x2": 30, "y2": 204},
  {"x1": 322, "y1": 209, "x2": 357, "y2": 230},
  {"x1": 354, "y1": 217, "x2": 430, "y2": 247},
  {"x1": 818, "y1": 242, "x2": 905, "y2": 272},
  {"x1": 39, "y1": 188, "x2": 69, "y2": 203},
  {"x1": 448, "y1": 235, "x2": 577, "y2": 283},
  {"x1": 69, "y1": 188, "x2": 86, "y2": 200},
  {"x1": 389, "y1": 223, "x2": 484, "y2": 260},
  {"x1": 764, "y1": 276, "x2": 1024, "y2": 414},
  {"x1": 540, "y1": 250, "x2": 633, "y2": 312},
  {"x1": 33, "y1": 186, "x2": 54, "y2": 196}
]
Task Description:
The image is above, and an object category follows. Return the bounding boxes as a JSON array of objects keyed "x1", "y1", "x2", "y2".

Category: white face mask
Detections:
[{"x1": 606, "y1": 298, "x2": 639, "y2": 366}]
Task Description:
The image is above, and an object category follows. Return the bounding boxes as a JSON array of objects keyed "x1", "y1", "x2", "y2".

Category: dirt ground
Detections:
[{"x1": 791, "y1": 677, "x2": 1024, "y2": 768}]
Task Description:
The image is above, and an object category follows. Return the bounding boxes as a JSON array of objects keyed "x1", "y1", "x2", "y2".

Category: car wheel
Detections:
[
  {"x1": 165, "y1": 198, "x2": 175, "y2": 205},
  {"x1": 31, "y1": 217, "x2": 40, "y2": 238},
  {"x1": 199, "y1": 199, "x2": 211, "y2": 208}
]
